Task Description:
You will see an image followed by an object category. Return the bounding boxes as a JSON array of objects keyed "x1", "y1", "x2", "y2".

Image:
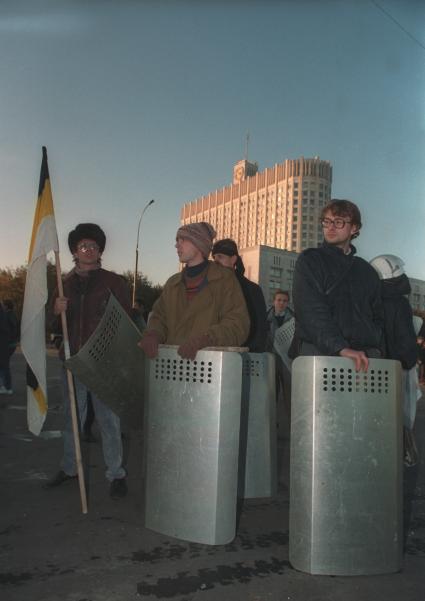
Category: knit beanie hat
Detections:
[
  {"x1": 212, "y1": 238, "x2": 245, "y2": 275},
  {"x1": 176, "y1": 222, "x2": 216, "y2": 258},
  {"x1": 68, "y1": 223, "x2": 106, "y2": 253}
]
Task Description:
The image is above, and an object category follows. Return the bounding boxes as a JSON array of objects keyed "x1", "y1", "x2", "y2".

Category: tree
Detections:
[
  {"x1": 121, "y1": 271, "x2": 162, "y2": 315},
  {"x1": 0, "y1": 262, "x2": 59, "y2": 327}
]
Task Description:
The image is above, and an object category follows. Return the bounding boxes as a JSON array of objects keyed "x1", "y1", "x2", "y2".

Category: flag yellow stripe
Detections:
[
  {"x1": 31, "y1": 386, "x2": 48, "y2": 415},
  {"x1": 28, "y1": 180, "x2": 54, "y2": 262}
]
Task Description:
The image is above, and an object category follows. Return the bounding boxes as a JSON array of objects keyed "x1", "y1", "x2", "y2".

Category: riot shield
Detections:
[
  {"x1": 65, "y1": 293, "x2": 145, "y2": 429},
  {"x1": 273, "y1": 317, "x2": 295, "y2": 371}
]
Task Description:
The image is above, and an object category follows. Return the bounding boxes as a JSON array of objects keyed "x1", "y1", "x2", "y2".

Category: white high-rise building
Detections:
[{"x1": 180, "y1": 156, "x2": 332, "y2": 253}]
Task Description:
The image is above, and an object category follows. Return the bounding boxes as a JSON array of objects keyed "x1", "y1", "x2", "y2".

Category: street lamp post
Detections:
[{"x1": 132, "y1": 199, "x2": 155, "y2": 306}]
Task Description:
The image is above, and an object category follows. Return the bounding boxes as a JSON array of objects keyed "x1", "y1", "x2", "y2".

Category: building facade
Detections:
[
  {"x1": 181, "y1": 156, "x2": 332, "y2": 254},
  {"x1": 409, "y1": 278, "x2": 425, "y2": 312},
  {"x1": 240, "y1": 245, "x2": 298, "y2": 305}
]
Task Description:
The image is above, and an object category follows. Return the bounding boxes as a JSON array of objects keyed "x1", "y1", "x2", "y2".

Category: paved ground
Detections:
[{"x1": 1, "y1": 350, "x2": 424, "y2": 601}]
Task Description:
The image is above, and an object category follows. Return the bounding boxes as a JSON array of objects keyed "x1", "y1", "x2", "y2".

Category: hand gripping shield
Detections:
[{"x1": 65, "y1": 293, "x2": 145, "y2": 429}]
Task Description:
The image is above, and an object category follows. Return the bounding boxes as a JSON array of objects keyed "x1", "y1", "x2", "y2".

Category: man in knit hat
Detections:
[
  {"x1": 212, "y1": 238, "x2": 267, "y2": 352},
  {"x1": 138, "y1": 222, "x2": 250, "y2": 360},
  {"x1": 44, "y1": 223, "x2": 131, "y2": 499}
]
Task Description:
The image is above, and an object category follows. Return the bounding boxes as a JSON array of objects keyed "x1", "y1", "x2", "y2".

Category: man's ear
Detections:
[{"x1": 350, "y1": 224, "x2": 359, "y2": 238}]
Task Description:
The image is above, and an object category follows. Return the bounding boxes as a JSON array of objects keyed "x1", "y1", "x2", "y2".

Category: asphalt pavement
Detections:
[{"x1": 1, "y1": 350, "x2": 424, "y2": 601}]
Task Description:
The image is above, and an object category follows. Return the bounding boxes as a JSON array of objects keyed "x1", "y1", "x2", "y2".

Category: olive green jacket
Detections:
[{"x1": 147, "y1": 262, "x2": 250, "y2": 347}]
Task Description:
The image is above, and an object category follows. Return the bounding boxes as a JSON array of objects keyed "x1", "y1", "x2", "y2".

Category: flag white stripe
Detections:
[{"x1": 21, "y1": 213, "x2": 58, "y2": 435}]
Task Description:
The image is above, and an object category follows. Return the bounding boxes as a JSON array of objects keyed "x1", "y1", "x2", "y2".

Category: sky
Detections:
[{"x1": 0, "y1": 0, "x2": 424, "y2": 285}]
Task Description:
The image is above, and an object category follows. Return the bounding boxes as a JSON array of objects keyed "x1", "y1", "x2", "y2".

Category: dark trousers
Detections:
[{"x1": 0, "y1": 346, "x2": 16, "y2": 390}]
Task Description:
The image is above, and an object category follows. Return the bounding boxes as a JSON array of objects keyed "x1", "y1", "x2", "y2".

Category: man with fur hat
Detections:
[
  {"x1": 45, "y1": 223, "x2": 131, "y2": 499},
  {"x1": 138, "y1": 222, "x2": 250, "y2": 360}
]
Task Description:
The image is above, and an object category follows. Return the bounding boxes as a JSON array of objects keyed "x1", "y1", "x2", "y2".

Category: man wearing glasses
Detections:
[
  {"x1": 291, "y1": 199, "x2": 383, "y2": 372},
  {"x1": 44, "y1": 223, "x2": 131, "y2": 499}
]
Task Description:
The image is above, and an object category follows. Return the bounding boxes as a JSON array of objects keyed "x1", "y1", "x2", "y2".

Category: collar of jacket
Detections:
[
  {"x1": 167, "y1": 261, "x2": 224, "y2": 287},
  {"x1": 381, "y1": 273, "x2": 411, "y2": 298},
  {"x1": 64, "y1": 267, "x2": 103, "y2": 283},
  {"x1": 320, "y1": 241, "x2": 357, "y2": 257}
]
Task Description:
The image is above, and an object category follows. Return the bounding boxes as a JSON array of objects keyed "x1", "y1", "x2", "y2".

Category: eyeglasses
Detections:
[
  {"x1": 321, "y1": 217, "x2": 352, "y2": 229},
  {"x1": 77, "y1": 242, "x2": 99, "y2": 252}
]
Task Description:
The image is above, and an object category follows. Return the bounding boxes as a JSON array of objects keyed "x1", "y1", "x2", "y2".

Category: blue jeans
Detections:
[{"x1": 61, "y1": 370, "x2": 126, "y2": 481}]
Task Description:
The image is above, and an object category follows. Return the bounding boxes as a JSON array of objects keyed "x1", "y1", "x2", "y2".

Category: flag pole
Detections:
[{"x1": 54, "y1": 251, "x2": 88, "y2": 514}]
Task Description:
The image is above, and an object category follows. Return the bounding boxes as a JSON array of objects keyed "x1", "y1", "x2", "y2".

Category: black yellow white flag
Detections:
[{"x1": 21, "y1": 147, "x2": 59, "y2": 435}]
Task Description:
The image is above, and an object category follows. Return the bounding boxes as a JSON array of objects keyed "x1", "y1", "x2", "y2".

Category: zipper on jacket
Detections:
[{"x1": 78, "y1": 293, "x2": 85, "y2": 351}]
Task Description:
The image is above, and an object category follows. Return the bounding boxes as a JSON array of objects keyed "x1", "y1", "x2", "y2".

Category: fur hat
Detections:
[
  {"x1": 176, "y1": 222, "x2": 216, "y2": 258},
  {"x1": 68, "y1": 223, "x2": 106, "y2": 254}
]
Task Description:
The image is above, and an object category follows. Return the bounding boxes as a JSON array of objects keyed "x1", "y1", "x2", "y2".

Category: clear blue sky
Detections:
[{"x1": 1, "y1": 0, "x2": 424, "y2": 285}]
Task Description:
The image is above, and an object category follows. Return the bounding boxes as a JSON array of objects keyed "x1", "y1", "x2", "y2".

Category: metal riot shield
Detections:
[
  {"x1": 143, "y1": 346, "x2": 242, "y2": 545},
  {"x1": 239, "y1": 352, "x2": 277, "y2": 499},
  {"x1": 273, "y1": 317, "x2": 295, "y2": 371},
  {"x1": 289, "y1": 356, "x2": 403, "y2": 575},
  {"x1": 65, "y1": 293, "x2": 145, "y2": 429}
]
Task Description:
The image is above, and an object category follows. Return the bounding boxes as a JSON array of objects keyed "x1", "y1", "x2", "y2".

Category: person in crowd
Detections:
[
  {"x1": 370, "y1": 254, "x2": 423, "y2": 546},
  {"x1": 138, "y1": 222, "x2": 249, "y2": 360},
  {"x1": 130, "y1": 298, "x2": 147, "y2": 333},
  {"x1": 0, "y1": 302, "x2": 11, "y2": 395},
  {"x1": 370, "y1": 254, "x2": 420, "y2": 460},
  {"x1": 291, "y1": 199, "x2": 384, "y2": 372},
  {"x1": 266, "y1": 288, "x2": 294, "y2": 418},
  {"x1": 266, "y1": 289, "x2": 294, "y2": 351},
  {"x1": 44, "y1": 223, "x2": 131, "y2": 499},
  {"x1": 0, "y1": 299, "x2": 19, "y2": 395},
  {"x1": 370, "y1": 254, "x2": 417, "y2": 371},
  {"x1": 211, "y1": 238, "x2": 267, "y2": 352},
  {"x1": 417, "y1": 336, "x2": 425, "y2": 384}
]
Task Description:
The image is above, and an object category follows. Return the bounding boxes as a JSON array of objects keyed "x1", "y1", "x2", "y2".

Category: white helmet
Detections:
[{"x1": 370, "y1": 254, "x2": 405, "y2": 280}]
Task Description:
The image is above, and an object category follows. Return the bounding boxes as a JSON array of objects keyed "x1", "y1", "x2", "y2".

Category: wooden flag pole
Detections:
[{"x1": 54, "y1": 251, "x2": 88, "y2": 514}]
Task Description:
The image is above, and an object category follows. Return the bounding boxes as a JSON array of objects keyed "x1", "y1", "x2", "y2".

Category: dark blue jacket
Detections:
[
  {"x1": 236, "y1": 272, "x2": 267, "y2": 352},
  {"x1": 381, "y1": 274, "x2": 417, "y2": 369},
  {"x1": 292, "y1": 242, "x2": 384, "y2": 356}
]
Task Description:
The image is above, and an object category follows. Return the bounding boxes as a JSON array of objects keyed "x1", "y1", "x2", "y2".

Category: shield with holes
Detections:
[
  {"x1": 273, "y1": 317, "x2": 295, "y2": 370},
  {"x1": 144, "y1": 346, "x2": 243, "y2": 545},
  {"x1": 239, "y1": 352, "x2": 277, "y2": 499},
  {"x1": 289, "y1": 356, "x2": 402, "y2": 575},
  {"x1": 64, "y1": 293, "x2": 145, "y2": 428}
]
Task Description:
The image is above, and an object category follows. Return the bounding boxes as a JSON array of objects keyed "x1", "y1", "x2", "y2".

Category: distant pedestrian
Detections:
[
  {"x1": 266, "y1": 290, "x2": 294, "y2": 351},
  {"x1": 130, "y1": 298, "x2": 147, "y2": 333},
  {"x1": 417, "y1": 336, "x2": 425, "y2": 384},
  {"x1": 266, "y1": 290, "x2": 294, "y2": 444},
  {"x1": 0, "y1": 300, "x2": 19, "y2": 395}
]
